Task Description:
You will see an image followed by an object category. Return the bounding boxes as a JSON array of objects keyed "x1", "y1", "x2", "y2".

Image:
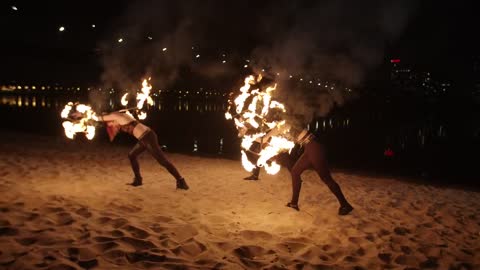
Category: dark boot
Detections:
[
  {"x1": 286, "y1": 202, "x2": 300, "y2": 211},
  {"x1": 129, "y1": 177, "x2": 143, "y2": 187},
  {"x1": 244, "y1": 167, "x2": 260, "y2": 180},
  {"x1": 338, "y1": 203, "x2": 354, "y2": 215},
  {"x1": 176, "y1": 178, "x2": 189, "y2": 190}
]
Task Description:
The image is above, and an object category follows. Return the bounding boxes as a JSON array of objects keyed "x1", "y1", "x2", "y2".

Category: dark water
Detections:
[{"x1": 1, "y1": 92, "x2": 479, "y2": 187}]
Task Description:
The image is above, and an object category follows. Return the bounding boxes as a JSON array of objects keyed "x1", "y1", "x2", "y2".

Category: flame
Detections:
[
  {"x1": 121, "y1": 78, "x2": 153, "y2": 119},
  {"x1": 61, "y1": 102, "x2": 97, "y2": 140},
  {"x1": 121, "y1": 93, "x2": 129, "y2": 106},
  {"x1": 226, "y1": 75, "x2": 294, "y2": 175}
]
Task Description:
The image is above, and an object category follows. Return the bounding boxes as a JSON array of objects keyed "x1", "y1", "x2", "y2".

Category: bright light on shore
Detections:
[
  {"x1": 118, "y1": 38, "x2": 123, "y2": 43},
  {"x1": 59, "y1": 26, "x2": 65, "y2": 32},
  {"x1": 162, "y1": 47, "x2": 167, "y2": 51},
  {"x1": 11, "y1": 6, "x2": 18, "y2": 11}
]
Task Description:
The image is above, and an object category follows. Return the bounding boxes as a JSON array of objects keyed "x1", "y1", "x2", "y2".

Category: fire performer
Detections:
[
  {"x1": 286, "y1": 129, "x2": 353, "y2": 215},
  {"x1": 97, "y1": 111, "x2": 189, "y2": 189}
]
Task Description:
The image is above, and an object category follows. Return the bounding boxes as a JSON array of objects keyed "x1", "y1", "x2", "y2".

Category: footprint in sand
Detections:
[
  {"x1": 123, "y1": 225, "x2": 150, "y2": 239},
  {"x1": 56, "y1": 212, "x2": 75, "y2": 226},
  {"x1": 171, "y1": 238, "x2": 207, "y2": 257},
  {"x1": 119, "y1": 236, "x2": 157, "y2": 251},
  {"x1": 95, "y1": 216, "x2": 112, "y2": 225},
  {"x1": 239, "y1": 230, "x2": 273, "y2": 241},
  {"x1": 93, "y1": 236, "x2": 117, "y2": 243},
  {"x1": 22, "y1": 212, "x2": 40, "y2": 222},
  {"x1": 169, "y1": 224, "x2": 199, "y2": 243},
  {"x1": 111, "y1": 218, "x2": 129, "y2": 228},
  {"x1": 93, "y1": 241, "x2": 119, "y2": 253},
  {"x1": 110, "y1": 230, "x2": 124, "y2": 237},
  {"x1": 0, "y1": 251, "x2": 16, "y2": 266},
  {"x1": 232, "y1": 245, "x2": 275, "y2": 269},
  {"x1": 75, "y1": 207, "x2": 92, "y2": 219},
  {"x1": 107, "y1": 202, "x2": 142, "y2": 213},
  {"x1": 45, "y1": 206, "x2": 65, "y2": 213},
  {"x1": 0, "y1": 219, "x2": 11, "y2": 226},
  {"x1": 15, "y1": 237, "x2": 37, "y2": 246},
  {"x1": 394, "y1": 226, "x2": 411, "y2": 236},
  {"x1": 159, "y1": 237, "x2": 179, "y2": 249},
  {"x1": 102, "y1": 249, "x2": 129, "y2": 265},
  {"x1": 125, "y1": 251, "x2": 168, "y2": 264},
  {"x1": 276, "y1": 241, "x2": 308, "y2": 255},
  {"x1": 150, "y1": 223, "x2": 169, "y2": 233},
  {"x1": 152, "y1": 215, "x2": 174, "y2": 223},
  {"x1": 0, "y1": 226, "x2": 19, "y2": 236}
]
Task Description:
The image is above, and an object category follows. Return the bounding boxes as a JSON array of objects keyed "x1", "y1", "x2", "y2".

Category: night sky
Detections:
[{"x1": 0, "y1": 0, "x2": 477, "y2": 86}]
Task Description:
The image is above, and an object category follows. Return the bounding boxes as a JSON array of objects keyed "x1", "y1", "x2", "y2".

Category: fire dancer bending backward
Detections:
[
  {"x1": 97, "y1": 111, "x2": 189, "y2": 189},
  {"x1": 286, "y1": 129, "x2": 353, "y2": 215}
]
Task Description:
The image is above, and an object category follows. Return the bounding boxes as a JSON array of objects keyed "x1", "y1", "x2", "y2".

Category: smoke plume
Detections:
[{"x1": 97, "y1": 0, "x2": 417, "y2": 125}]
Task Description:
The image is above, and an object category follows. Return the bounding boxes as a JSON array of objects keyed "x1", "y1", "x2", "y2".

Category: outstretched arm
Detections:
[{"x1": 97, "y1": 112, "x2": 118, "y2": 122}]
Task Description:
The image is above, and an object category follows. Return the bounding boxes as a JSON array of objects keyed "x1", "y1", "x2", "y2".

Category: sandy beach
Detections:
[{"x1": 0, "y1": 132, "x2": 479, "y2": 270}]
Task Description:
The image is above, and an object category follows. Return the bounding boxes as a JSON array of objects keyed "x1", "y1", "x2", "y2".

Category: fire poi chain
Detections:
[{"x1": 226, "y1": 74, "x2": 295, "y2": 175}]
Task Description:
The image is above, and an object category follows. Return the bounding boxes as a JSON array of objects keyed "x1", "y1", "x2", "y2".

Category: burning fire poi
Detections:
[
  {"x1": 121, "y1": 78, "x2": 154, "y2": 120},
  {"x1": 226, "y1": 75, "x2": 294, "y2": 175},
  {"x1": 60, "y1": 102, "x2": 98, "y2": 140},
  {"x1": 60, "y1": 78, "x2": 153, "y2": 140}
]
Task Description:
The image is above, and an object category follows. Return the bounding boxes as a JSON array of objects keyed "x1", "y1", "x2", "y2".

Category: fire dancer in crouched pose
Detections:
[
  {"x1": 286, "y1": 129, "x2": 353, "y2": 215},
  {"x1": 97, "y1": 111, "x2": 189, "y2": 189}
]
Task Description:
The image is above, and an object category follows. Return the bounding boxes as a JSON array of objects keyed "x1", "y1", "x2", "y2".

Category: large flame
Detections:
[
  {"x1": 61, "y1": 102, "x2": 98, "y2": 140},
  {"x1": 121, "y1": 78, "x2": 153, "y2": 120},
  {"x1": 226, "y1": 75, "x2": 294, "y2": 175}
]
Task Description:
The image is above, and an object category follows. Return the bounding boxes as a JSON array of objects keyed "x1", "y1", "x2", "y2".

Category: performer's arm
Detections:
[{"x1": 97, "y1": 113, "x2": 117, "y2": 122}]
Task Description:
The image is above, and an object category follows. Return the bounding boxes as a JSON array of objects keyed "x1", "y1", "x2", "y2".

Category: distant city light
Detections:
[
  {"x1": 92, "y1": 24, "x2": 96, "y2": 28},
  {"x1": 244, "y1": 64, "x2": 248, "y2": 68},
  {"x1": 118, "y1": 38, "x2": 123, "y2": 43},
  {"x1": 11, "y1": 6, "x2": 18, "y2": 11},
  {"x1": 196, "y1": 54, "x2": 200, "y2": 58},
  {"x1": 59, "y1": 26, "x2": 65, "y2": 32},
  {"x1": 162, "y1": 47, "x2": 167, "y2": 51},
  {"x1": 222, "y1": 60, "x2": 226, "y2": 64},
  {"x1": 148, "y1": 36, "x2": 153, "y2": 40}
]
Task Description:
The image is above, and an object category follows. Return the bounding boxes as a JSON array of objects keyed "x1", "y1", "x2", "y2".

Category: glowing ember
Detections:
[
  {"x1": 60, "y1": 102, "x2": 98, "y2": 140},
  {"x1": 226, "y1": 75, "x2": 294, "y2": 174}
]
